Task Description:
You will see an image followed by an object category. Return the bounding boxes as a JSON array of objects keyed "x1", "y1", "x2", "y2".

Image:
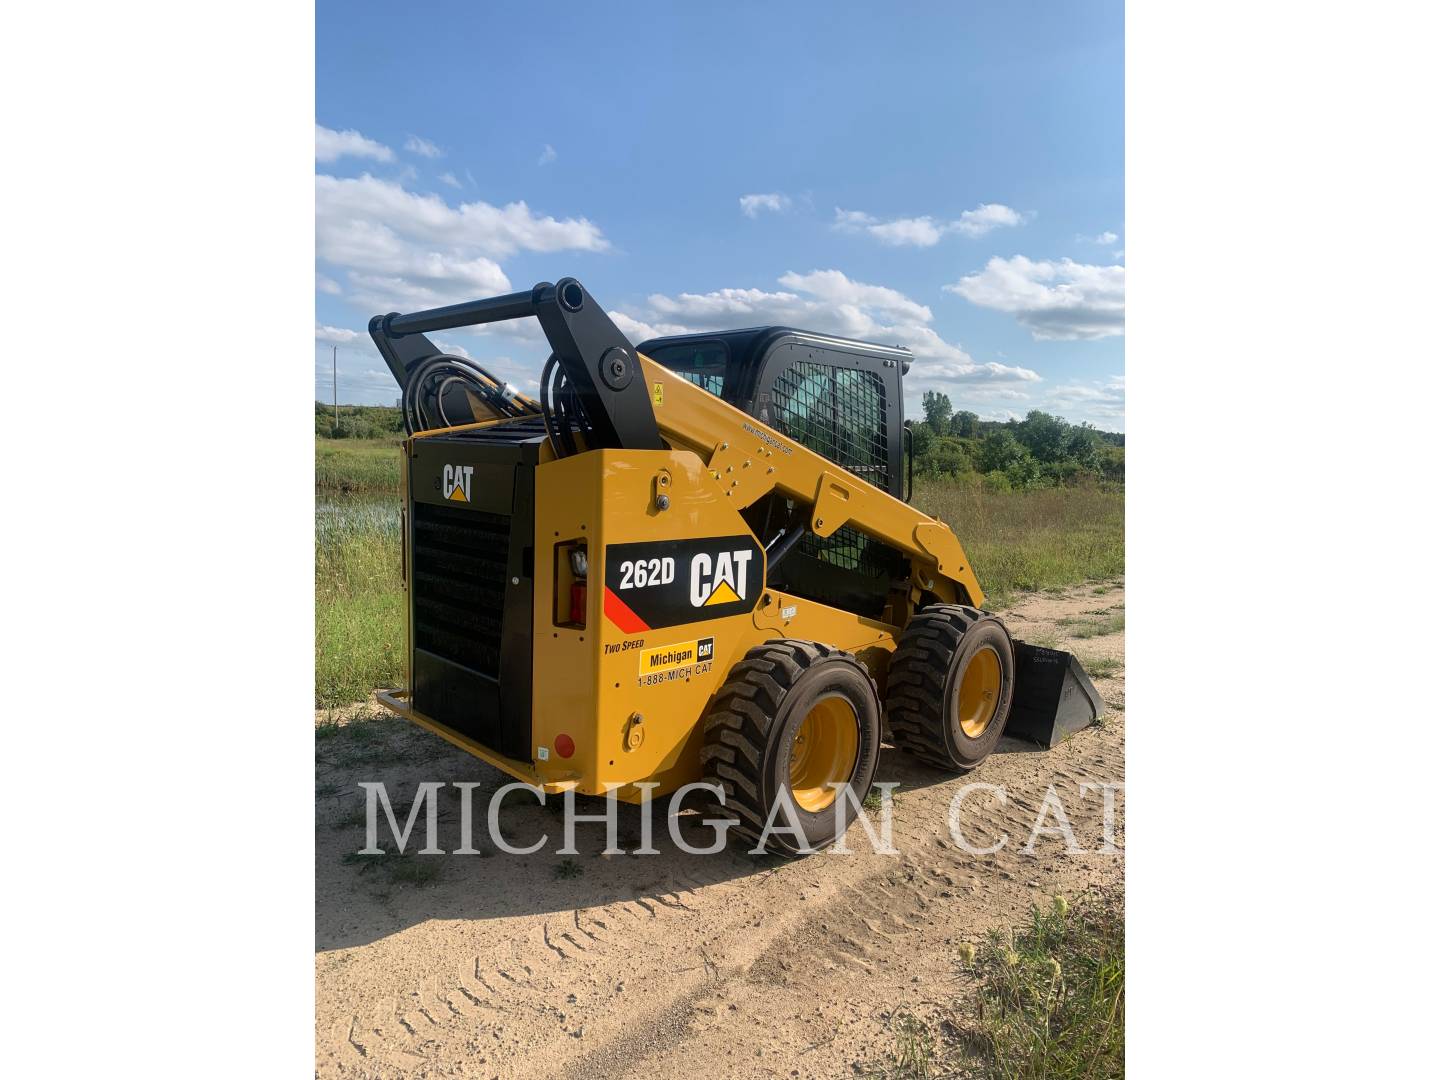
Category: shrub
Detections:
[
  {"x1": 982, "y1": 470, "x2": 1012, "y2": 493},
  {"x1": 925, "y1": 435, "x2": 971, "y2": 476},
  {"x1": 976, "y1": 430, "x2": 1030, "y2": 474}
]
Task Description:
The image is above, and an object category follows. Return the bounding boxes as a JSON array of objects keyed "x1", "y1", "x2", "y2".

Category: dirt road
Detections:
[{"x1": 315, "y1": 581, "x2": 1125, "y2": 1078}]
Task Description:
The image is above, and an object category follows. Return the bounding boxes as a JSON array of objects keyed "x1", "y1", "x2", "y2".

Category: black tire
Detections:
[
  {"x1": 886, "y1": 605, "x2": 1015, "y2": 771},
  {"x1": 700, "y1": 640, "x2": 882, "y2": 857}
]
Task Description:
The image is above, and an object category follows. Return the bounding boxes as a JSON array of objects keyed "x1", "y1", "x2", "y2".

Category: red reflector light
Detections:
[
  {"x1": 569, "y1": 582, "x2": 587, "y2": 625},
  {"x1": 554, "y1": 734, "x2": 575, "y2": 759}
]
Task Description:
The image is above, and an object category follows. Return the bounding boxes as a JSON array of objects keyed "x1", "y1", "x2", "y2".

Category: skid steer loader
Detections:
[{"x1": 367, "y1": 278, "x2": 1102, "y2": 855}]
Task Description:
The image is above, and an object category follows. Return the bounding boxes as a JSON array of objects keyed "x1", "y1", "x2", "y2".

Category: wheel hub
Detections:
[
  {"x1": 789, "y1": 695, "x2": 860, "y2": 813},
  {"x1": 956, "y1": 645, "x2": 1002, "y2": 738}
]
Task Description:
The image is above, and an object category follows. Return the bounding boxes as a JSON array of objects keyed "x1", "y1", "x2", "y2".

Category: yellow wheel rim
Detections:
[
  {"x1": 788, "y1": 695, "x2": 860, "y2": 813},
  {"x1": 957, "y1": 646, "x2": 1002, "y2": 739}
]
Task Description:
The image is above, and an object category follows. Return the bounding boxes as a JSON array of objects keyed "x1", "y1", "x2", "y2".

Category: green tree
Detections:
[
  {"x1": 1015, "y1": 410, "x2": 1070, "y2": 463},
  {"x1": 949, "y1": 409, "x2": 980, "y2": 438},
  {"x1": 921, "y1": 390, "x2": 952, "y2": 432},
  {"x1": 907, "y1": 420, "x2": 934, "y2": 458},
  {"x1": 975, "y1": 429, "x2": 1029, "y2": 473},
  {"x1": 1062, "y1": 425, "x2": 1102, "y2": 471}
]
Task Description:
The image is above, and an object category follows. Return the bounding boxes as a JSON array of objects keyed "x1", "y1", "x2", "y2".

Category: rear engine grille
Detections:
[{"x1": 411, "y1": 502, "x2": 511, "y2": 676}]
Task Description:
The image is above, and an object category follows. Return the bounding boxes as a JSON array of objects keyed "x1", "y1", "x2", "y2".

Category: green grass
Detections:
[
  {"x1": 860, "y1": 891, "x2": 1124, "y2": 1079},
  {"x1": 316, "y1": 438, "x2": 404, "y2": 494},
  {"x1": 912, "y1": 478, "x2": 1124, "y2": 606},
  {"x1": 1057, "y1": 612, "x2": 1126, "y2": 639},
  {"x1": 341, "y1": 849, "x2": 444, "y2": 886},
  {"x1": 967, "y1": 893, "x2": 1124, "y2": 1079},
  {"x1": 316, "y1": 504, "x2": 404, "y2": 707},
  {"x1": 1078, "y1": 656, "x2": 1122, "y2": 679}
]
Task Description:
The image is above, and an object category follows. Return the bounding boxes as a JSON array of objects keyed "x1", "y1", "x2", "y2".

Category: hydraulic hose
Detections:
[{"x1": 400, "y1": 353, "x2": 538, "y2": 435}]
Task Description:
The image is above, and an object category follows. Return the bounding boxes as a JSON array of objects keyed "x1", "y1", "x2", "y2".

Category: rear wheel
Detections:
[
  {"x1": 700, "y1": 640, "x2": 881, "y2": 856},
  {"x1": 886, "y1": 605, "x2": 1015, "y2": 771}
]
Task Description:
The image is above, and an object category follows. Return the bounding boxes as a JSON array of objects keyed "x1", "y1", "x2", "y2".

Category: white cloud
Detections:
[
  {"x1": 315, "y1": 272, "x2": 342, "y2": 295},
  {"x1": 1044, "y1": 374, "x2": 1126, "y2": 425},
  {"x1": 953, "y1": 203, "x2": 1026, "y2": 237},
  {"x1": 345, "y1": 255, "x2": 513, "y2": 313},
  {"x1": 315, "y1": 124, "x2": 393, "y2": 163},
  {"x1": 609, "y1": 310, "x2": 666, "y2": 342},
  {"x1": 315, "y1": 172, "x2": 607, "y2": 311},
  {"x1": 964, "y1": 386, "x2": 1031, "y2": 401},
  {"x1": 777, "y1": 269, "x2": 933, "y2": 324},
  {"x1": 404, "y1": 134, "x2": 443, "y2": 158},
  {"x1": 627, "y1": 269, "x2": 1038, "y2": 383},
  {"x1": 438, "y1": 171, "x2": 461, "y2": 188},
  {"x1": 430, "y1": 338, "x2": 473, "y2": 360},
  {"x1": 946, "y1": 256, "x2": 1125, "y2": 340},
  {"x1": 834, "y1": 203, "x2": 1027, "y2": 246},
  {"x1": 538, "y1": 144, "x2": 557, "y2": 166},
  {"x1": 739, "y1": 193, "x2": 791, "y2": 218},
  {"x1": 317, "y1": 174, "x2": 607, "y2": 259},
  {"x1": 315, "y1": 324, "x2": 363, "y2": 344},
  {"x1": 869, "y1": 216, "x2": 946, "y2": 247}
]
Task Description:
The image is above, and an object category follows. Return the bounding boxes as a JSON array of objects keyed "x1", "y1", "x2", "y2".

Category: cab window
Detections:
[{"x1": 647, "y1": 341, "x2": 729, "y2": 397}]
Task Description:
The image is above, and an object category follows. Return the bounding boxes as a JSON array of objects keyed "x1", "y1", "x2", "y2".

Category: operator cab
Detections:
[
  {"x1": 637, "y1": 327, "x2": 915, "y2": 619},
  {"x1": 637, "y1": 327, "x2": 912, "y2": 500}
]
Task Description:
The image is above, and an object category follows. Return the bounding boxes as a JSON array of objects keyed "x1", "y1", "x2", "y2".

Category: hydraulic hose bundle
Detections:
[
  {"x1": 400, "y1": 353, "x2": 539, "y2": 436},
  {"x1": 538, "y1": 353, "x2": 592, "y2": 458}
]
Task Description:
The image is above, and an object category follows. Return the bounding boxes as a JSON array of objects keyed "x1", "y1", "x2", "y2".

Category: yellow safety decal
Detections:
[{"x1": 652, "y1": 382, "x2": 664, "y2": 406}]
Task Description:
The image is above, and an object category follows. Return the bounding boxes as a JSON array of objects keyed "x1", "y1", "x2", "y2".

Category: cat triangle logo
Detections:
[
  {"x1": 442, "y1": 463, "x2": 473, "y2": 503},
  {"x1": 704, "y1": 581, "x2": 742, "y2": 606}
]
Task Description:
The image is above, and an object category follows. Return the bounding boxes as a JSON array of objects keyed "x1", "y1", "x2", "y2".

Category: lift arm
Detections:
[
  {"x1": 638, "y1": 353, "x2": 985, "y2": 607},
  {"x1": 370, "y1": 278, "x2": 663, "y2": 451},
  {"x1": 371, "y1": 278, "x2": 985, "y2": 607}
]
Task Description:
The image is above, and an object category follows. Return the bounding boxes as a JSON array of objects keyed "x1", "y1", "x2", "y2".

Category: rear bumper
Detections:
[{"x1": 376, "y1": 688, "x2": 579, "y2": 794}]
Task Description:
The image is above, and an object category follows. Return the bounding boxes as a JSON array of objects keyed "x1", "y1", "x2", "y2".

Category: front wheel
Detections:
[
  {"x1": 886, "y1": 605, "x2": 1016, "y2": 771},
  {"x1": 700, "y1": 640, "x2": 881, "y2": 856}
]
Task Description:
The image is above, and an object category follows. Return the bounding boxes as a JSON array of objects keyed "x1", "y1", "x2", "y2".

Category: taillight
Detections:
[{"x1": 569, "y1": 581, "x2": 587, "y2": 625}]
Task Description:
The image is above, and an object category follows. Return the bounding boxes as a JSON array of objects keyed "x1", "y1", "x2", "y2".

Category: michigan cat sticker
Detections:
[
  {"x1": 636, "y1": 636, "x2": 715, "y2": 687},
  {"x1": 604, "y1": 535, "x2": 763, "y2": 632}
]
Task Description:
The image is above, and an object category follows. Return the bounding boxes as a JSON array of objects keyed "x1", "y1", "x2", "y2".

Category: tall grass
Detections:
[
  {"x1": 316, "y1": 438, "x2": 403, "y2": 494},
  {"x1": 969, "y1": 893, "x2": 1125, "y2": 1079},
  {"x1": 861, "y1": 890, "x2": 1124, "y2": 1079},
  {"x1": 315, "y1": 500, "x2": 405, "y2": 707},
  {"x1": 912, "y1": 477, "x2": 1124, "y2": 605}
]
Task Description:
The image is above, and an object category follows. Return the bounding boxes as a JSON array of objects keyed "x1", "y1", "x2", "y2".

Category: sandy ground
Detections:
[{"x1": 315, "y1": 581, "x2": 1125, "y2": 1078}]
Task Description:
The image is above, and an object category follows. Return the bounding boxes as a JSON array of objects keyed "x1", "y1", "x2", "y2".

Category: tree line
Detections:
[
  {"x1": 907, "y1": 392, "x2": 1124, "y2": 490},
  {"x1": 316, "y1": 395, "x2": 1126, "y2": 490}
]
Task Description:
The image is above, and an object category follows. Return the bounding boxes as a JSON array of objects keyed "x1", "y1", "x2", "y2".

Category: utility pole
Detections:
[{"x1": 332, "y1": 345, "x2": 339, "y2": 429}]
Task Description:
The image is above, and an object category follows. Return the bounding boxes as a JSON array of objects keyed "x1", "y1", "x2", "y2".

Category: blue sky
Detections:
[{"x1": 316, "y1": 1, "x2": 1124, "y2": 429}]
